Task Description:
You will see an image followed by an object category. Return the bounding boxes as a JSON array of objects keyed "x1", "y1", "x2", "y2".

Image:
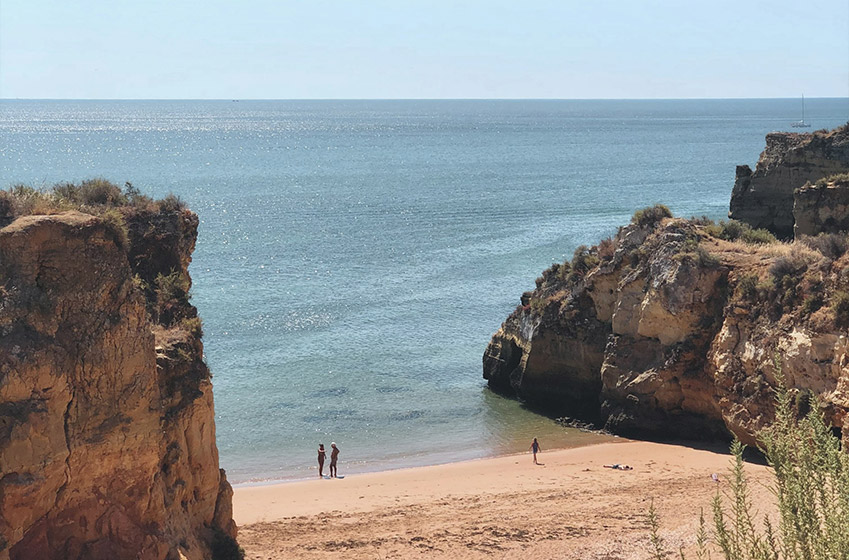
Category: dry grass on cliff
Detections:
[{"x1": 0, "y1": 179, "x2": 186, "y2": 222}]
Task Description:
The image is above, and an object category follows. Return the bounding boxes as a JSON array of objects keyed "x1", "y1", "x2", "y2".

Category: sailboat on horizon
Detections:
[{"x1": 790, "y1": 94, "x2": 811, "y2": 128}]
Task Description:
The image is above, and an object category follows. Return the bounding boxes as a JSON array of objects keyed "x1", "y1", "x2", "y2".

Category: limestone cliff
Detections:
[
  {"x1": 729, "y1": 123, "x2": 849, "y2": 239},
  {"x1": 793, "y1": 174, "x2": 849, "y2": 238},
  {"x1": 0, "y1": 203, "x2": 235, "y2": 559},
  {"x1": 484, "y1": 213, "x2": 849, "y2": 445}
]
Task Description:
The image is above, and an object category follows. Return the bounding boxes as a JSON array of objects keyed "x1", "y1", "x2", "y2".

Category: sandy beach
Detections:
[{"x1": 234, "y1": 440, "x2": 775, "y2": 559}]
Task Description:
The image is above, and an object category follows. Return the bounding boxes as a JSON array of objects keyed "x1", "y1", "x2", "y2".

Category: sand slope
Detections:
[{"x1": 234, "y1": 441, "x2": 774, "y2": 559}]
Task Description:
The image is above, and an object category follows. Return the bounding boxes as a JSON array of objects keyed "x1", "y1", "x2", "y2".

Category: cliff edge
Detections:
[
  {"x1": 0, "y1": 184, "x2": 236, "y2": 560},
  {"x1": 483, "y1": 209, "x2": 849, "y2": 445},
  {"x1": 729, "y1": 123, "x2": 849, "y2": 239}
]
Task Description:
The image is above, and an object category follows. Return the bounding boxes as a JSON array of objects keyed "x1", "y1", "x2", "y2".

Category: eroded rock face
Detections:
[
  {"x1": 0, "y1": 210, "x2": 234, "y2": 560},
  {"x1": 484, "y1": 217, "x2": 849, "y2": 445},
  {"x1": 793, "y1": 177, "x2": 849, "y2": 238},
  {"x1": 729, "y1": 124, "x2": 849, "y2": 239}
]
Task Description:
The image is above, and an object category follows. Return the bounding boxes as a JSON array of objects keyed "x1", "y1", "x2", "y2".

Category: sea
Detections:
[{"x1": 1, "y1": 99, "x2": 847, "y2": 483}]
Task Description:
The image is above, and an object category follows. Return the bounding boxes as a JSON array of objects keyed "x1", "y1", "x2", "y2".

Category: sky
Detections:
[{"x1": 1, "y1": 0, "x2": 848, "y2": 100}]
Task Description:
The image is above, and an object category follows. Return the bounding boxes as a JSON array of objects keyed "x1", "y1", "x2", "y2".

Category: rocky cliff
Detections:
[
  {"x1": 794, "y1": 174, "x2": 849, "y2": 238},
  {"x1": 483, "y1": 210, "x2": 849, "y2": 445},
  {"x1": 729, "y1": 123, "x2": 849, "y2": 239},
  {"x1": 0, "y1": 192, "x2": 236, "y2": 560}
]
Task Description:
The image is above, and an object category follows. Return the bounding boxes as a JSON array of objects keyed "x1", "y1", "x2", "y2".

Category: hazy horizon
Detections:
[{"x1": 3, "y1": 96, "x2": 849, "y2": 101}]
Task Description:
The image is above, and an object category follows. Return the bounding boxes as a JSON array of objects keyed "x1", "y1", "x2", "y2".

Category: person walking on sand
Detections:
[
  {"x1": 329, "y1": 442, "x2": 340, "y2": 478},
  {"x1": 530, "y1": 437, "x2": 541, "y2": 464},
  {"x1": 317, "y1": 443, "x2": 326, "y2": 478}
]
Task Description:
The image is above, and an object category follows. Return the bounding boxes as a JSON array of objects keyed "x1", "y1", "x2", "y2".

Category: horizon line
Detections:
[{"x1": 2, "y1": 96, "x2": 848, "y2": 102}]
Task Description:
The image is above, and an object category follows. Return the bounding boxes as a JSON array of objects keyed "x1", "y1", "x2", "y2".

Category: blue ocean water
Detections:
[{"x1": 1, "y1": 99, "x2": 847, "y2": 482}]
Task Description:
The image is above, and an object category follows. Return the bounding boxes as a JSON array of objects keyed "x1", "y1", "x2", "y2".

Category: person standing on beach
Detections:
[
  {"x1": 317, "y1": 443, "x2": 326, "y2": 477},
  {"x1": 530, "y1": 437, "x2": 541, "y2": 464},
  {"x1": 329, "y1": 442, "x2": 340, "y2": 478}
]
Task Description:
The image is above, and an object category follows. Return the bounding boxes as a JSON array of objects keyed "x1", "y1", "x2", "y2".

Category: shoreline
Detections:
[
  {"x1": 234, "y1": 439, "x2": 775, "y2": 559},
  {"x1": 229, "y1": 430, "x2": 620, "y2": 488}
]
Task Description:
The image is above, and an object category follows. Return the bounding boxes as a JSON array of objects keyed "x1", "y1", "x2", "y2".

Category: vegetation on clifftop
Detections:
[
  {"x1": 0, "y1": 178, "x2": 186, "y2": 220},
  {"x1": 520, "y1": 205, "x2": 849, "y2": 332},
  {"x1": 1, "y1": 179, "x2": 203, "y2": 343}
]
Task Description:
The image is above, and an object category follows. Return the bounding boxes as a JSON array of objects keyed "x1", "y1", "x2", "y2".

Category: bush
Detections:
[
  {"x1": 631, "y1": 204, "x2": 672, "y2": 228},
  {"x1": 0, "y1": 180, "x2": 183, "y2": 220},
  {"x1": 695, "y1": 246, "x2": 719, "y2": 268},
  {"x1": 801, "y1": 293, "x2": 824, "y2": 315},
  {"x1": 833, "y1": 291, "x2": 849, "y2": 327},
  {"x1": 650, "y1": 364, "x2": 849, "y2": 560},
  {"x1": 571, "y1": 245, "x2": 600, "y2": 276},
  {"x1": 705, "y1": 220, "x2": 776, "y2": 245},
  {"x1": 100, "y1": 209, "x2": 128, "y2": 250},
  {"x1": 124, "y1": 181, "x2": 156, "y2": 210},
  {"x1": 155, "y1": 270, "x2": 190, "y2": 305},
  {"x1": 529, "y1": 296, "x2": 548, "y2": 315},
  {"x1": 158, "y1": 193, "x2": 186, "y2": 213},
  {"x1": 556, "y1": 261, "x2": 572, "y2": 282},
  {"x1": 740, "y1": 227, "x2": 777, "y2": 245},
  {"x1": 769, "y1": 255, "x2": 806, "y2": 283},
  {"x1": 735, "y1": 274, "x2": 759, "y2": 301},
  {"x1": 800, "y1": 233, "x2": 848, "y2": 260},
  {"x1": 53, "y1": 178, "x2": 128, "y2": 207},
  {"x1": 597, "y1": 237, "x2": 616, "y2": 260},
  {"x1": 690, "y1": 215, "x2": 715, "y2": 226},
  {"x1": 180, "y1": 317, "x2": 204, "y2": 338}
]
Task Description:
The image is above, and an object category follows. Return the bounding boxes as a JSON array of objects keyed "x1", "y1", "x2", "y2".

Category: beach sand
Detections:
[{"x1": 234, "y1": 440, "x2": 775, "y2": 559}]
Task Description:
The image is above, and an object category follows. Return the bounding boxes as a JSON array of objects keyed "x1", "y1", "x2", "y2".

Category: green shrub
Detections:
[
  {"x1": 556, "y1": 261, "x2": 572, "y2": 282},
  {"x1": 833, "y1": 291, "x2": 849, "y2": 327},
  {"x1": 705, "y1": 220, "x2": 776, "y2": 245},
  {"x1": 180, "y1": 316, "x2": 204, "y2": 337},
  {"x1": 695, "y1": 246, "x2": 719, "y2": 268},
  {"x1": 650, "y1": 365, "x2": 849, "y2": 560},
  {"x1": 571, "y1": 245, "x2": 600, "y2": 277},
  {"x1": 631, "y1": 204, "x2": 673, "y2": 228},
  {"x1": 53, "y1": 178, "x2": 128, "y2": 207},
  {"x1": 155, "y1": 270, "x2": 190, "y2": 305},
  {"x1": 131, "y1": 274, "x2": 149, "y2": 293},
  {"x1": 100, "y1": 209, "x2": 128, "y2": 250},
  {"x1": 529, "y1": 296, "x2": 548, "y2": 315},
  {"x1": 801, "y1": 293, "x2": 824, "y2": 315},
  {"x1": 735, "y1": 274, "x2": 759, "y2": 301},
  {"x1": 739, "y1": 227, "x2": 776, "y2": 245}
]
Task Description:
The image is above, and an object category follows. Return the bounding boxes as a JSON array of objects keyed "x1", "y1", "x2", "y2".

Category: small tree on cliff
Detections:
[{"x1": 650, "y1": 370, "x2": 849, "y2": 560}]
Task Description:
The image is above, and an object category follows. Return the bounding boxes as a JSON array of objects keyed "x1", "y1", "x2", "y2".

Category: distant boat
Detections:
[{"x1": 790, "y1": 95, "x2": 811, "y2": 128}]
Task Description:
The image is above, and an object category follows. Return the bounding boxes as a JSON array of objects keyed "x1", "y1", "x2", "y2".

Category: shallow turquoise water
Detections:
[{"x1": 2, "y1": 99, "x2": 847, "y2": 482}]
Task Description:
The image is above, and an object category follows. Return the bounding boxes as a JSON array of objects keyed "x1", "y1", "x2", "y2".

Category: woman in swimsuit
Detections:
[{"x1": 317, "y1": 444, "x2": 326, "y2": 477}]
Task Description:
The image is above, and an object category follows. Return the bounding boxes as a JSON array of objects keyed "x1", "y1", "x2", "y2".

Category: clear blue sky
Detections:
[{"x1": 1, "y1": 0, "x2": 847, "y2": 99}]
